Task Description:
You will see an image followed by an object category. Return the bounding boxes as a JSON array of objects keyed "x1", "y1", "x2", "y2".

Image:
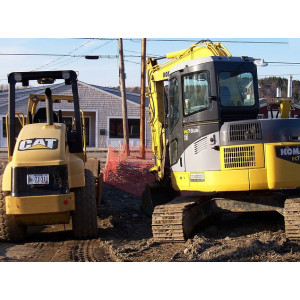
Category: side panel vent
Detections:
[
  {"x1": 194, "y1": 137, "x2": 207, "y2": 155},
  {"x1": 229, "y1": 122, "x2": 262, "y2": 142},
  {"x1": 224, "y1": 146, "x2": 256, "y2": 169}
]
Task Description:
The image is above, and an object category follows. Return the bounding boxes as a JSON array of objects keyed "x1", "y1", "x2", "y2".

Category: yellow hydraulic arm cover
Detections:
[
  {"x1": 280, "y1": 99, "x2": 292, "y2": 119},
  {"x1": 147, "y1": 41, "x2": 231, "y2": 180}
]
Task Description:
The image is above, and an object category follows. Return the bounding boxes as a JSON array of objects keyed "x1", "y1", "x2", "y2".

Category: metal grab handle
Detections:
[{"x1": 5, "y1": 112, "x2": 25, "y2": 161}]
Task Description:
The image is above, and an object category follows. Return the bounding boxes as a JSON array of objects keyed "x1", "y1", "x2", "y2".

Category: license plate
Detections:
[{"x1": 27, "y1": 174, "x2": 49, "y2": 185}]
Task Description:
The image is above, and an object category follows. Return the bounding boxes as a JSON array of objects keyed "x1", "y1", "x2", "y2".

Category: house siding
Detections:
[{"x1": 0, "y1": 82, "x2": 151, "y2": 149}]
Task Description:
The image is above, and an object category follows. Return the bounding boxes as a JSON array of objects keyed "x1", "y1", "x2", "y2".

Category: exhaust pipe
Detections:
[{"x1": 45, "y1": 88, "x2": 54, "y2": 125}]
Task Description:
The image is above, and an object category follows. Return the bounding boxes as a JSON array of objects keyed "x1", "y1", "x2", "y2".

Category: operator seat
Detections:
[
  {"x1": 33, "y1": 107, "x2": 58, "y2": 123},
  {"x1": 220, "y1": 86, "x2": 232, "y2": 106}
]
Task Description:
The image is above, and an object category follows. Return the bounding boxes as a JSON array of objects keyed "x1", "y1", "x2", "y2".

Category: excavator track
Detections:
[
  {"x1": 152, "y1": 197, "x2": 211, "y2": 243},
  {"x1": 152, "y1": 192, "x2": 290, "y2": 243},
  {"x1": 152, "y1": 201, "x2": 195, "y2": 242},
  {"x1": 284, "y1": 198, "x2": 300, "y2": 241}
]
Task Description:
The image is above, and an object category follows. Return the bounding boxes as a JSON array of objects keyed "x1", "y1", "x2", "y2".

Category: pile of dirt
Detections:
[{"x1": 99, "y1": 184, "x2": 300, "y2": 262}]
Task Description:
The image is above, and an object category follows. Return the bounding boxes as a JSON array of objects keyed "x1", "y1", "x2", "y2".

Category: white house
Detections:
[{"x1": 0, "y1": 81, "x2": 151, "y2": 149}]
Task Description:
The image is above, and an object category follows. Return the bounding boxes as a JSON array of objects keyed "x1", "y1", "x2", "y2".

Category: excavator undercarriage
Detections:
[{"x1": 145, "y1": 188, "x2": 300, "y2": 243}]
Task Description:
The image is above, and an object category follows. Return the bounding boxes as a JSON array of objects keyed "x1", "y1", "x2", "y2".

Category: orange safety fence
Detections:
[{"x1": 102, "y1": 146, "x2": 155, "y2": 196}]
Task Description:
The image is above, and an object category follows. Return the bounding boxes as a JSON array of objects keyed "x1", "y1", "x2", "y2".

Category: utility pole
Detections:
[
  {"x1": 118, "y1": 38, "x2": 130, "y2": 157},
  {"x1": 288, "y1": 75, "x2": 293, "y2": 98},
  {"x1": 140, "y1": 38, "x2": 146, "y2": 159}
]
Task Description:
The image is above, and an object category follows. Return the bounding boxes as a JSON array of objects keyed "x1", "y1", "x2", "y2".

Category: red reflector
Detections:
[{"x1": 64, "y1": 200, "x2": 69, "y2": 205}]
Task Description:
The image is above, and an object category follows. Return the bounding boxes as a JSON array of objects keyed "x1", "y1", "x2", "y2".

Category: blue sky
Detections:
[{"x1": 1, "y1": 38, "x2": 300, "y2": 88}]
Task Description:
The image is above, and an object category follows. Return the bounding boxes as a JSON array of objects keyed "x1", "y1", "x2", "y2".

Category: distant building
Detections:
[
  {"x1": 258, "y1": 98, "x2": 300, "y2": 119},
  {"x1": 0, "y1": 81, "x2": 151, "y2": 149}
]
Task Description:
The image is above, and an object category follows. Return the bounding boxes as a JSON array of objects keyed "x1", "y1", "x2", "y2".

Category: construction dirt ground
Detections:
[{"x1": 0, "y1": 160, "x2": 300, "y2": 262}]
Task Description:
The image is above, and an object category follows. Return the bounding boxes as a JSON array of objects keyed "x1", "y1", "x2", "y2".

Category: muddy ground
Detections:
[{"x1": 0, "y1": 161, "x2": 299, "y2": 262}]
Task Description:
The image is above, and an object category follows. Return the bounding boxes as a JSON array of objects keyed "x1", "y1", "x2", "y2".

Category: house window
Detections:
[{"x1": 109, "y1": 118, "x2": 140, "y2": 139}]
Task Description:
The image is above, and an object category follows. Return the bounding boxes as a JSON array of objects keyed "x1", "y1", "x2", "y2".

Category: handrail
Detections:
[{"x1": 5, "y1": 112, "x2": 25, "y2": 161}]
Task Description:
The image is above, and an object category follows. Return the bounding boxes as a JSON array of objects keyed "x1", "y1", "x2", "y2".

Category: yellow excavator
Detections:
[{"x1": 142, "y1": 40, "x2": 300, "y2": 242}]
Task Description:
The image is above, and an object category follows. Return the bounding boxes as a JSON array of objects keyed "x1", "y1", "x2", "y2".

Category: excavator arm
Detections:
[{"x1": 146, "y1": 40, "x2": 232, "y2": 180}]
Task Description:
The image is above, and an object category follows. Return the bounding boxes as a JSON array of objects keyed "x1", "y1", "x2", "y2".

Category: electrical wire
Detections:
[
  {"x1": 87, "y1": 38, "x2": 288, "y2": 44},
  {"x1": 146, "y1": 39, "x2": 288, "y2": 44},
  {"x1": 47, "y1": 40, "x2": 115, "y2": 70},
  {"x1": 125, "y1": 49, "x2": 160, "y2": 58},
  {"x1": 124, "y1": 59, "x2": 140, "y2": 65},
  {"x1": 32, "y1": 39, "x2": 93, "y2": 71},
  {"x1": 6, "y1": 55, "x2": 300, "y2": 66},
  {"x1": 0, "y1": 38, "x2": 294, "y2": 84},
  {"x1": 85, "y1": 40, "x2": 114, "y2": 54},
  {"x1": 51, "y1": 40, "x2": 116, "y2": 69},
  {"x1": 124, "y1": 38, "x2": 288, "y2": 44},
  {"x1": 0, "y1": 53, "x2": 142, "y2": 58},
  {"x1": 51, "y1": 58, "x2": 82, "y2": 69}
]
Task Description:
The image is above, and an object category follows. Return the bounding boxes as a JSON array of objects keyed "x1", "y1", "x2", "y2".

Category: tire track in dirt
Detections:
[
  {"x1": 68, "y1": 239, "x2": 107, "y2": 262},
  {"x1": 0, "y1": 227, "x2": 110, "y2": 262}
]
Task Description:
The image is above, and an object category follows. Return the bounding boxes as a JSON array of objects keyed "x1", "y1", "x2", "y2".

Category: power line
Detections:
[
  {"x1": 124, "y1": 49, "x2": 160, "y2": 58},
  {"x1": 32, "y1": 39, "x2": 93, "y2": 71},
  {"x1": 0, "y1": 53, "x2": 73, "y2": 57},
  {"x1": 145, "y1": 39, "x2": 288, "y2": 44},
  {"x1": 50, "y1": 57, "x2": 81, "y2": 70},
  {"x1": 81, "y1": 38, "x2": 288, "y2": 44},
  {"x1": 47, "y1": 39, "x2": 115, "y2": 70},
  {"x1": 51, "y1": 40, "x2": 116, "y2": 69},
  {"x1": 124, "y1": 59, "x2": 140, "y2": 65},
  {"x1": 85, "y1": 40, "x2": 115, "y2": 54},
  {"x1": 8, "y1": 53, "x2": 300, "y2": 65},
  {"x1": 0, "y1": 53, "x2": 141, "y2": 58}
]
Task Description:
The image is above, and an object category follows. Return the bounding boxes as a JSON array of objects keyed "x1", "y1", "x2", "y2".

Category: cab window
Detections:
[
  {"x1": 219, "y1": 71, "x2": 255, "y2": 107},
  {"x1": 183, "y1": 71, "x2": 210, "y2": 116},
  {"x1": 169, "y1": 77, "x2": 179, "y2": 130}
]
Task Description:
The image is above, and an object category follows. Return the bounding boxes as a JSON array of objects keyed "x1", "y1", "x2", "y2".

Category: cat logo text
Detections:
[{"x1": 18, "y1": 138, "x2": 58, "y2": 151}]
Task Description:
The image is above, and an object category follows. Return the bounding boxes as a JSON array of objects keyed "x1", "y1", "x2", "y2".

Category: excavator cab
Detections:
[{"x1": 167, "y1": 56, "x2": 261, "y2": 177}]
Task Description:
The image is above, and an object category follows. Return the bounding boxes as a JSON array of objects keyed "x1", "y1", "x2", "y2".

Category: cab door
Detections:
[{"x1": 168, "y1": 76, "x2": 185, "y2": 172}]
